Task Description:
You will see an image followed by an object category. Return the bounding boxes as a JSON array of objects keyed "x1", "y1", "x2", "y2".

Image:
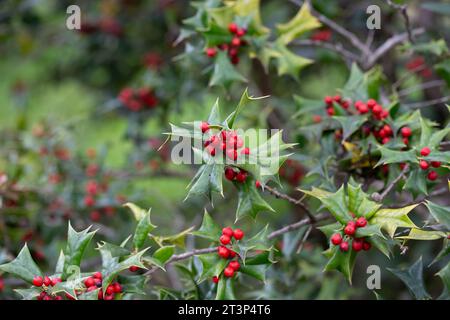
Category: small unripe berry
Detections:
[
  {"x1": 420, "y1": 147, "x2": 431, "y2": 156},
  {"x1": 220, "y1": 234, "x2": 231, "y2": 245},
  {"x1": 229, "y1": 261, "x2": 240, "y2": 271},
  {"x1": 362, "y1": 241, "x2": 371, "y2": 251},
  {"x1": 218, "y1": 246, "x2": 230, "y2": 259},
  {"x1": 233, "y1": 229, "x2": 244, "y2": 240},
  {"x1": 419, "y1": 160, "x2": 429, "y2": 170},
  {"x1": 331, "y1": 233, "x2": 342, "y2": 245},
  {"x1": 356, "y1": 217, "x2": 367, "y2": 228},
  {"x1": 352, "y1": 239, "x2": 363, "y2": 252},
  {"x1": 223, "y1": 267, "x2": 235, "y2": 278},
  {"x1": 212, "y1": 276, "x2": 219, "y2": 283},
  {"x1": 222, "y1": 227, "x2": 234, "y2": 237},
  {"x1": 427, "y1": 171, "x2": 438, "y2": 181},
  {"x1": 340, "y1": 241, "x2": 349, "y2": 252},
  {"x1": 344, "y1": 225, "x2": 356, "y2": 236},
  {"x1": 431, "y1": 161, "x2": 441, "y2": 168},
  {"x1": 32, "y1": 276, "x2": 43, "y2": 287},
  {"x1": 401, "y1": 127, "x2": 412, "y2": 138}
]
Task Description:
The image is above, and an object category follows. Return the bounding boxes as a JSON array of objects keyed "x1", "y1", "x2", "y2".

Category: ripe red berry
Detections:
[
  {"x1": 420, "y1": 147, "x2": 431, "y2": 156},
  {"x1": 84, "y1": 277, "x2": 95, "y2": 288},
  {"x1": 229, "y1": 261, "x2": 240, "y2": 271},
  {"x1": 51, "y1": 277, "x2": 62, "y2": 286},
  {"x1": 235, "y1": 171, "x2": 247, "y2": 183},
  {"x1": 224, "y1": 167, "x2": 236, "y2": 181},
  {"x1": 43, "y1": 276, "x2": 52, "y2": 286},
  {"x1": 93, "y1": 272, "x2": 102, "y2": 280},
  {"x1": 236, "y1": 28, "x2": 246, "y2": 37},
  {"x1": 340, "y1": 241, "x2": 349, "y2": 252},
  {"x1": 382, "y1": 137, "x2": 390, "y2": 145},
  {"x1": 226, "y1": 149, "x2": 237, "y2": 161},
  {"x1": 223, "y1": 267, "x2": 235, "y2": 278},
  {"x1": 356, "y1": 217, "x2": 367, "y2": 228},
  {"x1": 344, "y1": 225, "x2": 356, "y2": 236},
  {"x1": 372, "y1": 104, "x2": 382, "y2": 115},
  {"x1": 220, "y1": 234, "x2": 231, "y2": 245},
  {"x1": 233, "y1": 228, "x2": 244, "y2": 240},
  {"x1": 228, "y1": 23, "x2": 238, "y2": 34},
  {"x1": 333, "y1": 95, "x2": 341, "y2": 103},
  {"x1": 383, "y1": 124, "x2": 392, "y2": 136},
  {"x1": 98, "y1": 290, "x2": 103, "y2": 300},
  {"x1": 362, "y1": 241, "x2": 371, "y2": 251},
  {"x1": 367, "y1": 99, "x2": 376, "y2": 109},
  {"x1": 231, "y1": 37, "x2": 241, "y2": 47},
  {"x1": 419, "y1": 160, "x2": 429, "y2": 170},
  {"x1": 401, "y1": 127, "x2": 412, "y2": 138},
  {"x1": 106, "y1": 285, "x2": 114, "y2": 295},
  {"x1": 324, "y1": 96, "x2": 333, "y2": 105},
  {"x1": 331, "y1": 233, "x2": 342, "y2": 245},
  {"x1": 104, "y1": 294, "x2": 114, "y2": 300},
  {"x1": 113, "y1": 282, "x2": 122, "y2": 293},
  {"x1": 32, "y1": 276, "x2": 43, "y2": 287},
  {"x1": 341, "y1": 100, "x2": 350, "y2": 109},
  {"x1": 427, "y1": 171, "x2": 438, "y2": 181},
  {"x1": 358, "y1": 104, "x2": 369, "y2": 114},
  {"x1": 229, "y1": 250, "x2": 236, "y2": 258},
  {"x1": 313, "y1": 115, "x2": 322, "y2": 123},
  {"x1": 129, "y1": 266, "x2": 140, "y2": 272},
  {"x1": 206, "y1": 145, "x2": 216, "y2": 156},
  {"x1": 240, "y1": 147, "x2": 250, "y2": 155},
  {"x1": 90, "y1": 210, "x2": 101, "y2": 222},
  {"x1": 431, "y1": 161, "x2": 441, "y2": 168},
  {"x1": 200, "y1": 122, "x2": 210, "y2": 134},
  {"x1": 218, "y1": 246, "x2": 230, "y2": 259},
  {"x1": 352, "y1": 239, "x2": 363, "y2": 252},
  {"x1": 212, "y1": 276, "x2": 219, "y2": 283},
  {"x1": 326, "y1": 107, "x2": 335, "y2": 116},
  {"x1": 255, "y1": 180, "x2": 261, "y2": 188},
  {"x1": 403, "y1": 138, "x2": 409, "y2": 146},
  {"x1": 347, "y1": 220, "x2": 357, "y2": 228},
  {"x1": 205, "y1": 47, "x2": 217, "y2": 58},
  {"x1": 222, "y1": 227, "x2": 234, "y2": 237},
  {"x1": 84, "y1": 195, "x2": 95, "y2": 207}
]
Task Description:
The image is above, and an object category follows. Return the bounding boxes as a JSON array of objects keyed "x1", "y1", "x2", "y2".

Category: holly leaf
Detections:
[
  {"x1": 388, "y1": 257, "x2": 431, "y2": 300},
  {"x1": 346, "y1": 183, "x2": 381, "y2": 219},
  {"x1": 14, "y1": 287, "x2": 42, "y2": 300},
  {"x1": 273, "y1": 42, "x2": 313, "y2": 79},
  {"x1": 185, "y1": 160, "x2": 225, "y2": 202},
  {"x1": 232, "y1": 0, "x2": 270, "y2": 36},
  {"x1": 375, "y1": 147, "x2": 418, "y2": 167},
  {"x1": 333, "y1": 115, "x2": 368, "y2": 141},
  {"x1": 235, "y1": 177, "x2": 274, "y2": 221},
  {"x1": 436, "y1": 263, "x2": 450, "y2": 300},
  {"x1": 425, "y1": 201, "x2": 450, "y2": 230},
  {"x1": 239, "y1": 264, "x2": 267, "y2": 282},
  {"x1": 132, "y1": 207, "x2": 156, "y2": 250},
  {"x1": 397, "y1": 228, "x2": 447, "y2": 240},
  {"x1": 61, "y1": 223, "x2": 96, "y2": 280},
  {"x1": 225, "y1": 88, "x2": 268, "y2": 129},
  {"x1": 209, "y1": 51, "x2": 247, "y2": 87},
  {"x1": 238, "y1": 225, "x2": 272, "y2": 263},
  {"x1": 0, "y1": 244, "x2": 42, "y2": 283},
  {"x1": 192, "y1": 210, "x2": 222, "y2": 241},
  {"x1": 369, "y1": 204, "x2": 420, "y2": 238},
  {"x1": 215, "y1": 277, "x2": 235, "y2": 300},
  {"x1": 147, "y1": 246, "x2": 175, "y2": 270},
  {"x1": 404, "y1": 168, "x2": 428, "y2": 196},
  {"x1": 323, "y1": 246, "x2": 358, "y2": 284},
  {"x1": 152, "y1": 227, "x2": 195, "y2": 249},
  {"x1": 341, "y1": 64, "x2": 368, "y2": 101},
  {"x1": 198, "y1": 253, "x2": 228, "y2": 283},
  {"x1": 276, "y1": 3, "x2": 321, "y2": 45}
]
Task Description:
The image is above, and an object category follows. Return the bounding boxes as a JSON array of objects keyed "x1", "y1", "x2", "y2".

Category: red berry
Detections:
[
  {"x1": 347, "y1": 220, "x2": 357, "y2": 228},
  {"x1": 420, "y1": 147, "x2": 431, "y2": 156},
  {"x1": 231, "y1": 37, "x2": 241, "y2": 47},
  {"x1": 362, "y1": 241, "x2": 371, "y2": 251},
  {"x1": 340, "y1": 241, "x2": 349, "y2": 252},
  {"x1": 419, "y1": 160, "x2": 429, "y2": 170},
  {"x1": 356, "y1": 217, "x2": 367, "y2": 228},
  {"x1": 218, "y1": 246, "x2": 230, "y2": 259},
  {"x1": 427, "y1": 171, "x2": 438, "y2": 181},
  {"x1": 380, "y1": 109, "x2": 389, "y2": 119},
  {"x1": 222, "y1": 227, "x2": 234, "y2": 237},
  {"x1": 367, "y1": 99, "x2": 377, "y2": 109},
  {"x1": 224, "y1": 167, "x2": 236, "y2": 181},
  {"x1": 228, "y1": 23, "x2": 238, "y2": 34},
  {"x1": 326, "y1": 107, "x2": 335, "y2": 116},
  {"x1": 383, "y1": 124, "x2": 392, "y2": 136},
  {"x1": 344, "y1": 225, "x2": 356, "y2": 236},
  {"x1": 212, "y1": 276, "x2": 219, "y2": 283},
  {"x1": 229, "y1": 261, "x2": 240, "y2": 271},
  {"x1": 226, "y1": 149, "x2": 237, "y2": 161},
  {"x1": 382, "y1": 137, "x2": 390, "y2": 145},
  {"x1": 206, "y1": 145, "x2": 216, "y2": 156},
  {"x1": 372, "y1": 104, "x2": 382, "y2": 115},
  {"x1": 333, "y1": 95, "x2": 341, "y2": 103},
  {"x1": 90, "y1": 210, "x2": 101, "y2": 222},
  {"x1": 51, "y1": 277, "x2": 62, "y2": 286},
  {"x1": 104, "y1": 294, "x2": 114, "y2": 300},
  {"x1": 331, "y1": 233, "x2": 342, "y2": 245},
  {"x1": 324, "y1": 96, "x2": 333, "y2": 105},
  {"x1": 223, "y1": 267, "x2": 235, "y2": 278},
  {"x1": 205, "y1": 47, "x2": 217, "y2": 58},
  {"x1": 229, "y1": 250, "x2": 236, "y2": 258},
  {"x1": 400, "y1": 163, "x2": 407, "y2": 170},
  {"x1": 55, "y1": 296, "x2": 63, "y2": 300},
  {"x1": 129, "y1": 266, "x2": 140, "y2": 272},
  {"x1": 106, "y1": 285, "x2": 114, "y2": 295},
  {"x1": 313, "y1": 115, "x2": 322, "y2": 123},
  {"x1": 403, "y1": 138, "x2": 409, "y2": 146},
  {"x1": 84, "y1": 195, "x2": 95, "y2": 207},
  {"x1": 220, "y1": 234, "x2": 231, "y2": 245},
  {"x1": 32, "y1": 276, "x2": 43, "y2": 287},
  {"x1": 255, "y1": 180, "x2": 261, "y2": 188},
  {"x1": 235, "y1": 171, "x2": 247, "y2": 183},
  {"x1": 43, "y1": 276, "x2": 52, "y2": 287},
  {"x1": 93, "y1": 272, "x2": 102, "y2": 280},
  {"x1": 352, "y1": 239, "x2": 363, "y2": 252},
  {"x1": 240, "y1": 147, "x2": 250, "y2": 155},
  {"x1": 358, "y1": 104, "x2": 369, "y2": 114},
  {"x1": 98, "y1": 290, "x2": 103, "y2": 300},
  {"x1": 401, "y1": 127, "x2": 412, "y2": 138},
  {"x1": 431, "y1": 161, "x2": 441, "y2": 168},
  {"x1": 113, "y1": 282, "x2": 122, "y2": 293},
  {"x1": 84, "y1": 277, "x2": 95, "y2": 288},
  {"x1": 236, "y1": 28, "x2": 246, "y2": 37},
  {"x1": 233, "y1": 229, "x2": 244, "y2": 240},
  {"x1": 341, "y1": 100, "x2": 350, "y2": 109},
  {"x1": 200, "y1": 122, "x2": 210, "y2": 134}
]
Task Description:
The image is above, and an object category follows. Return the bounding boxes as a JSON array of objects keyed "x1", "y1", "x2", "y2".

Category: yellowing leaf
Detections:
[
  {"x1": 276, "y1": 3, "x2": 321, "y2": 45},
  {"x1": 274, "y1": 42, "x2": 313, "y2": 79},
  {"x1": 397, "y1": 228, "x2": 448, "y2": 240},
  {"x1": 370, "y1": 204, "x2": 420, "y2": 238}
]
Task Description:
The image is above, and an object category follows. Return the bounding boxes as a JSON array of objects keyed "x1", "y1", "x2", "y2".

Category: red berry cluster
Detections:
[
  {"x1": 405, "y1": 56, "x2": 432, "y2": 78},
  {"x1": 83, "y1": 272, "x2": 122, "y2": 300},
  {"x1": 215, "y1": 227, "x2": 244, "y2": 281},
  {"x1": 205, "y1": 23, "x2": 247, "y2": 65},
  {"x1": 279, "y1": 159, "x2": 305, "y2": 186},
  {"x1": 310, "y1": 28, "x2": 332, "y2": 42},
  {"x1": 32, "y1": 275, "x2": 62, "y2": 300},
  {"x1": 201, "y1": 122, "x2": 250, "y2": 161},
  {"x1": 418, "y1": 146, "x2": 440, "y2": 181},
  {"x1": 118, "y1": 88, "x2": 158, "y2": 112},
  {"x1": 224, "y1": 167, "x2": 248, "y2": 183},
  {"x1": 330, "y1": 215, "x2": 371, "y2": 253}
]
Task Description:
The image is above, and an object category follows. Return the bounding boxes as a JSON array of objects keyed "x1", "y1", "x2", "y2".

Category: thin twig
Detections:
[
  {"x1": 384, "y1": 0, "x2": 415, "y2": 43},
  {"x1": 372, "y1": 164, "x2": 409, "y2": 202},
  {"x1": 404, "y1": 95, "x2": 450, "y2": 109},
  {"x1": 291, "y1": 39, "x2": 361, "y2": 63},
  {"x1": 398, "y1": 80, "x2": 445, "y2": 97},
  {"x1": 263, "y1": 185, "x2": 316, "y2": 222}
]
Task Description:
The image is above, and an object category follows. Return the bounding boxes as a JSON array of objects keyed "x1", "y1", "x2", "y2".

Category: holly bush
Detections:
[{"x1": 0, "y1": 0, "x2": 449, "y2": 300}]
